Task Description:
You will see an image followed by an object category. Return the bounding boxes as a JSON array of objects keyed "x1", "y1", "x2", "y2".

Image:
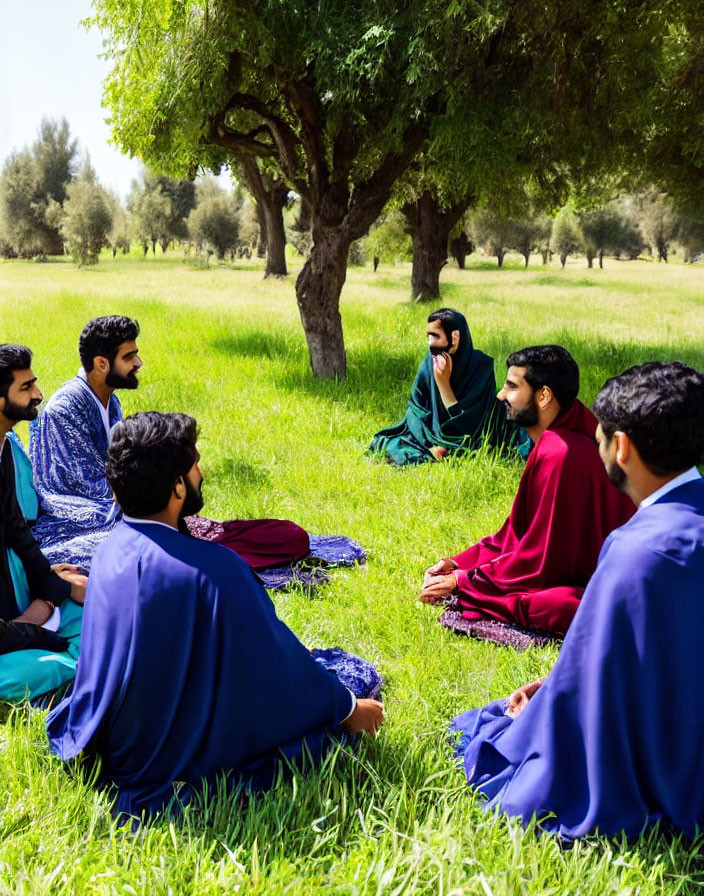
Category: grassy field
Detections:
[{"x1": 1, "y1": 252, "x2": 704, "y2": 895}]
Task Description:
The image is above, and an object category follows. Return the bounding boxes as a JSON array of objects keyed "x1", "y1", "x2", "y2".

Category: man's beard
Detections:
[
  {"x1": 1, "y1": 398, "x2": 41, "y2": 422},
  {"x1": 179, "y1": 476, "x2": 204, "y2": 521},
  {"x1": 605, "y1": 459, "x2": 627, "y2": 492},
  {"x1": 429, "y1": 342, "x2": 452, "y2": 357},
  {"x1": 105, "y1": 366, "x2": 139, "y2": 389},
  {"x1": 505, "y1": 396, "x2": 539, "y2": 427}
]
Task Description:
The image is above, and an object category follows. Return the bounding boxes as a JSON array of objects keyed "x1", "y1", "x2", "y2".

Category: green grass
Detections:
[{"x1": 1, "y1": 252, "x2": 704, "y2": 894}]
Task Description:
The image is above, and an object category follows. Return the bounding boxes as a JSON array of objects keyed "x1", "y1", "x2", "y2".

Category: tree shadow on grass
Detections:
[{"x1": 210, "y1": 330, "x2": 303, "y2": 362}]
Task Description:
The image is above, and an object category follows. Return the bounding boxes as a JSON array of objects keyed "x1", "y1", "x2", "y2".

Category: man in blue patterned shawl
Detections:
[{"x1": 30, "y1": 316, "x2": 141, "y2": 568}]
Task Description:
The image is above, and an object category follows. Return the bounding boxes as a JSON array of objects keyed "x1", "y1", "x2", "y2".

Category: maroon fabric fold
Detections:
[
  {"x1": 449, "y1": 400, "x2": 634, "y2": 635},
  {"x1": 185, "y1": 516, "x2": 310, "y2": 570}
]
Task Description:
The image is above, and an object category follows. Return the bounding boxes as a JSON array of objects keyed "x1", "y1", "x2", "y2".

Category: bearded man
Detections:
[{"x1": 421, "y1": 345, "x2": 633, "y2": 636}]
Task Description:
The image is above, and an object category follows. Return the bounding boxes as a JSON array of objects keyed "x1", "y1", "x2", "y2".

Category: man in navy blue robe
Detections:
[
  {"x1": 450, "y1": 360, "x2": 704, "y2": 839},
  {"x1": 46, "y1": 411, "x2": 383, "y2": 819}
]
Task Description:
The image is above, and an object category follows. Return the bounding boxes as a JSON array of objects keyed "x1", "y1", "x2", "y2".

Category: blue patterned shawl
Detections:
[{"x1": 30, "y1": 376, "x2": 122, "y2": 568}]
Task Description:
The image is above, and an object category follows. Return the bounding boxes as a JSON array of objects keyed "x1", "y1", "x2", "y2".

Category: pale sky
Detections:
[{"x1": 1, "y1": 0, "x2": 145, "y2": 198}]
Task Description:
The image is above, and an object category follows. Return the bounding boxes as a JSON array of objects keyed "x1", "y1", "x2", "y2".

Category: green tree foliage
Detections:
[
  {"x1": 636, "y1": 188, "x2": 678, "y2": 262},
  {"x1": 187, "y1": 179, "x2": 240, "y2": 260},
  {"x1": 470, "y1": 207, "x2": 515, "y2": 268},
  {"x1": 551, "y1": 215, "x2": 584, "y2": 268},
  {"x1": 128, "y1": 171, "x2": 195, "y2": 254},
  {"x1": 0, "y1": 118, "x2": 78, "y2": 257},
  {"x1": 107, "y1": 193, "x2": 132, "y2": 256},
  {"x1": 60, "y1": 160, "x2": 114, "y2": 266},
  {"x1": 578, "y1": 208, "x2": 622, "y2": 267},
  {"x1": 90, "y1": 0, "x2": 677, "y2": 377},
  {"x1": 365, "y1": 212, "x2": 413, "y2": 266}
]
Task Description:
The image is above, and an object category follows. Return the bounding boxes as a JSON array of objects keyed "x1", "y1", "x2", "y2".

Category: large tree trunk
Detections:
[
  {"x1": 241, "y1": 159, "x2": 289, "y2": 277},
  {"x1": 295, "y1": 226, "x2": 350, "y2": 379},
  {"x1": 402, "y1": 191, "x2": 474, "y2": 302}
]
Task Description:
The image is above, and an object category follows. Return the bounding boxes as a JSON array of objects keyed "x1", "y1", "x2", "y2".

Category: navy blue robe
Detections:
[
  {"x1": 451, "y1": 478, "x2": 704, "y2": 839},
  {"x1": 47, "y1": 520, "x2": 377, "y2": 818}
]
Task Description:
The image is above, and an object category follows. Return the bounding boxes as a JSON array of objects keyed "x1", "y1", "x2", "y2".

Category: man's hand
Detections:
[
  {"x1": 341, "y1": 698, "x2": 385, "y2": 736},
  {"x1": 53, "y1": 564, "x2": 88, "y2": 605},
  {"x1": 433, "y1": 352, "x2": 453, "y2": 386},
  {"x1": 506, "y1": 678, "x2": 544, "y2": 718},
  {"x1": 423, "y1": 557, "x2": 458, "y2": 590},
  {"x1": 418, "y1": 572, "x2": 458, "y2": 604}
]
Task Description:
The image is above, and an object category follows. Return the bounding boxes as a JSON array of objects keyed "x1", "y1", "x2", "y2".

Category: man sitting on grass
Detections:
[
  {"x1": 450, "y1": 361, "x2": 704, "y2": 839},
  {"x1": 0, "y1": 345, "x2": 86, "y2": 692},
  {"x1": 47, "y1": 411, "x2": 384, "y2": 820},
  {"x1": 370, "y1": 308, "x2": 523, "y2": 465},
  {"x1": 30, "y1": 315, "x2": 310, "y2": 570},
  {"x1": 421, "y1": 345, "x2": 633, "y2": 636}
]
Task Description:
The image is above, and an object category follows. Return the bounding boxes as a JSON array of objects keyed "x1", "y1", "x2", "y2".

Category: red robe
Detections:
[{"x1": 450, "y1": 400, "x2": 634, "y2": 635}]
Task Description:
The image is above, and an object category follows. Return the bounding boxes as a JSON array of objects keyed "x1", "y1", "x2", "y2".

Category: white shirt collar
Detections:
[
  {"x1": 639, "y1": 467, "x2": 702, "y2": 510},
  {"x1": 122, "y1": 514, "x2": 176, "y2": 531}
]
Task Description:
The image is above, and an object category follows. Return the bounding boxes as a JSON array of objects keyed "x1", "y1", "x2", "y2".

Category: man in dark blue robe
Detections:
[
  {"x1": 450, "y1": 360, "x2": 704, "y2": 839},
  {"x1": 47, "y1": 411, "x2": 383, "y2": 819}
]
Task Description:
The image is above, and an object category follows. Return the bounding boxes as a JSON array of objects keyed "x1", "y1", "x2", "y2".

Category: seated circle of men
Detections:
[
  {"x1": 29, "y1": 315, "x2": 310, "y2": 571},
  {"x1": 370, "y1": 308, "x2": 526, "y2": 466},
  {"x1": 450, "y1": 361, "x2": 704, "y2": 840},
  {"x1": 421, "y1": 345, "x2": 634, "y2": 637},
  {"x1": 46, "y1": 411, "x2": 384, "y2": 819}
]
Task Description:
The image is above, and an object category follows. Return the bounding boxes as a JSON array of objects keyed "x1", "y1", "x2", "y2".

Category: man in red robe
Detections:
[{"x1": 420, "y1": 345, "x2": 634, "y2": 635}]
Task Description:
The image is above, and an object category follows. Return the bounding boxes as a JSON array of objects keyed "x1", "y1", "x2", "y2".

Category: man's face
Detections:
[
  {"x1": 104, "y1": 340, "x2": 142, "y2": 389},
  {"x1": 497, "y1": 366, "x2": 539, "y2": 426},
  {"x1": 427, "y1": 320, "x2": 459, "y2": 356},
  {"x1": 595, "y1": 422, "x2": 627, "y2": 491},
  {"x1": 0, "y1": 368, "x2": 43, "y2": 422},
  {"x1": 179, "y1": 452, "x2": 204, "y2": 521}
]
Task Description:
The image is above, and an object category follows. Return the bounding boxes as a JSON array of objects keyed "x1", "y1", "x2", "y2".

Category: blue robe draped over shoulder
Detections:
[
  {"x1": 450, "y1": 479, "x2": 704, "y2": 839},
  {"x1": 46, "y1": 521, "x2": 363, "y2": 818},
  {"x1": 30, "y1": 376, "x2": 122, "y2": 567}
]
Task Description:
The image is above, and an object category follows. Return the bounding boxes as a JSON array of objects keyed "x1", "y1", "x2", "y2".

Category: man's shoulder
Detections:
[
  {"x1": 532, "y1": 426, "x2": 597, "y2": 467},
  {"x1": 43, "y1": 377, "x2": 89, "y2": 417},
  {"x1": 609, "y1": 497, "x2": 704, "y2": 566},
  {"x1": 111, "y1": 522, "x2": 252, "y2": 584}
]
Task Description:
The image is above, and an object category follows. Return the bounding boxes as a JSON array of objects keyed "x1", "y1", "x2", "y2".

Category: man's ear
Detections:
[
  {"x1": 451, "y1": 330, "x2": 460, "y2": 350},
  {"x1": 537, "y1": 385, "x2": 555, "y2": 410},
  {"x1": 95, "y1": 355, "x2": 110, "y2": 374},
  {"x1": 614, "y1": 431, "x2": 631, "y2": 465},
  {"x1": 173, "y1": 476, "x2": 186, "y2": 500}
]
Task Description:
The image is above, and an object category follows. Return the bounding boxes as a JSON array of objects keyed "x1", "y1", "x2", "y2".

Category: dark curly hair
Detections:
[
  {"x1": 593, "y1": 361, "x2": 704, "y2": 476},
  {"x1": 107, "y1": 412, "x2": 198, "y2": 517},
  {"x1": 506, "y1": 345, "x2": 579, "y2": 411},
  {"x1": 79, "y1": 316, "x2": 139, "y2": 372},
  {"x1": 0, "y1": 344, "x2": 32, "y2": 400}
]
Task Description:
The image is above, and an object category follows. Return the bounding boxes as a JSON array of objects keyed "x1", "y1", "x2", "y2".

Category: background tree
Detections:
[
  {"x1": 510, "y1": 216, "x2": 547, "y2": 267},
  {"x1": 551, "y1": 214, "x2": 583, "y2": 268},
  {"x1": 636, "y1": 188, "x2": 677, "y2": 262},
  {"x1": 239, "y1": 159, "x2": 289, "y2": 276},
  {"x1": 128, "y1": 173, "x2": 172, "y2": 255},
  {"x1": 187, "y1": 179, "x2": 241, "y2": 260},
  {"x1": 364, "y1": 211, "x2": 413, "y2": 266},
  {"x1": 578, "y1": 208, "x2": 622, "y2": 267},
  {"x1": 449, "y1": 229, "x2": 473, "y2": 269},
  {"x1": 60, "y1": 159, "x2": 114, "y2": 266},
  {"x1": 470, "y1": 207, "x2": 515, "y2": 268},
  {"x1": 107, "y1": 194, "x2": 132, "y2": 256},
  {"x1": 0, "y1": 117, "x2": 78, "y2": 257}
]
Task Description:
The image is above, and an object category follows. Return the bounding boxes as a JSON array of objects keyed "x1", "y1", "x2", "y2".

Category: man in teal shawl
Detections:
[
  {"x1": 0, "y1": 344, "x2": 86, "y2": 701},
  {"x1": 370, "y1": 309, "x2": 523, "y2": 465}
]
